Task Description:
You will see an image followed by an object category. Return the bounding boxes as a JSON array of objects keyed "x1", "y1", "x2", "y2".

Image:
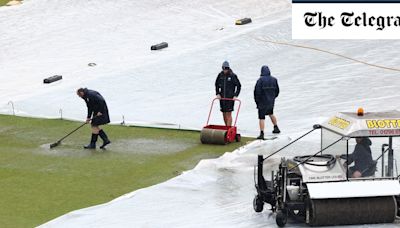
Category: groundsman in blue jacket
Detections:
[
  {"x1": 254, "y1": 66, "x2": 280, "y2": 139},
  {"x1": 77, "y1": 88, "x2": 111, "y2": 149}
]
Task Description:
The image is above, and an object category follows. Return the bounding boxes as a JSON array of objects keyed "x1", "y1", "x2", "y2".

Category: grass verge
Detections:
[
  {"x1": 0, "y1": 0, "x2": 11, "y2": 6},
  {"x1": 0, "y1": 114, "x2": 251, "y2": 227}
]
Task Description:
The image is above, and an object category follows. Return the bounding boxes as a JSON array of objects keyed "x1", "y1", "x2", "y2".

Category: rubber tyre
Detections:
[
  {"x1": 276, "y1": 210, "x2": 288, "y2": 227},
  {"x1": 235, "y1": 134, "x2": 241, "y2": 142},
  {"x1": 253, "y1": 195, "x2": 264, "y2": 212}
]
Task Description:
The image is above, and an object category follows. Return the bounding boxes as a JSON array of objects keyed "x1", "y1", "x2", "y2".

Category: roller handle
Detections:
[{"x1": 206, "y1": 98, "x2": 241, "y2": 126}]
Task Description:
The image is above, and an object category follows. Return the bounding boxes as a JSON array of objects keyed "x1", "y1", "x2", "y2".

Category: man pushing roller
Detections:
[
  {"x1": 215, "y1": 61, "x2": 241, "y2": 126},
  {"x1": 77, "y1": 88, "x2": 111, "y2": 149}
]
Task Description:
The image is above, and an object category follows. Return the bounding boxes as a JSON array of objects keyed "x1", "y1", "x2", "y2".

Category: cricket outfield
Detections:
[{"x1": 0, "y1": 115, "x2": 251, "y2": 227}]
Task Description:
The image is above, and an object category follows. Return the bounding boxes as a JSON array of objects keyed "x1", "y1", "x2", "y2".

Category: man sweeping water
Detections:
[{"x1": 77, "y1": 88, "x2": 111, "y2": 149}]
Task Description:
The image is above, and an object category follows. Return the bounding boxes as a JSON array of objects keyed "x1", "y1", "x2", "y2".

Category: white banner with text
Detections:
[{"x1": 292, "y1": 1, "x2": 400, "y2": 39}]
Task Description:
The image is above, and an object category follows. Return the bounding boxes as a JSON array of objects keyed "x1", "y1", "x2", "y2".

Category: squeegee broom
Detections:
[{"x1": 50, "y1": 122, "x2": 87, "y2": 149}]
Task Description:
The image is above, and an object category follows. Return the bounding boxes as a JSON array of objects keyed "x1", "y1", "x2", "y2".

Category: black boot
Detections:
[
  {"x1": 84, "y1": 134, "x2": 98, "y2": 149},
  {"x1": 98, "y1": 129, "x2": 111, "y2": 149},
  {"x1": 256, "y1": 131, "x2": 264, "y2": 140},
  {"x1": 273, "y1": 125, "x2": 281, "y2": 134}
]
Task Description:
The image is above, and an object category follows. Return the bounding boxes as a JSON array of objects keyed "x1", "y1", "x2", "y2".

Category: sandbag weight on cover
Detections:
[
  {"x1": 200, "y1": 128, "x2": 227, "y2": 145},
  {"x1": 308, "y1": 196, "x2": 397, "y2": 226},
  {"x1": 235, "y1": 18, "x2": 252, "y2": 25},
  {"x1": 151, "y1": 42, "x2": 168, "y2": 50},
  {"x1": 43, "y1": 75, "x2": 62, "y2": 84}
]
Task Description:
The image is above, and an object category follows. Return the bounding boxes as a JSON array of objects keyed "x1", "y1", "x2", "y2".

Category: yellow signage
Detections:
[
  {"x1": 366, "y1": 119, "x2": 400, "y2": 129},
  {"x1": 328, "y1": 117, "x2": 350, "y2": 129}
]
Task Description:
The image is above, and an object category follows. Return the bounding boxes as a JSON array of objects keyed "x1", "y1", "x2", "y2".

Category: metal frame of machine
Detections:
[
  {"x1": 200, "y1": 98, "x2": 241, "y2": 144},
  {"x1": 253, "y1": 110, "x2": 400, "y2": 227}
]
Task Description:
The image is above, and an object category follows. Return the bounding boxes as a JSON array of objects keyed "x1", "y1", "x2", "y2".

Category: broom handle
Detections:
[{"x1": 57, "y1": 122, "x2": 87, "y2": 142}]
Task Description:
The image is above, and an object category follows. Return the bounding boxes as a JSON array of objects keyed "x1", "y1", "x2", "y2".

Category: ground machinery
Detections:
[
  {"x1": 254, "y1": 110, "x2": 400, "y2": 226},
  {"x1": 200, "y1": 98, "x2": 241, "y2": 144}
]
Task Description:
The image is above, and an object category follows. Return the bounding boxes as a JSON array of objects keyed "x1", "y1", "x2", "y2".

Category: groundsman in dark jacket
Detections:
[
  {"x1": 346, "y1": 137, "x2": 375, "y2": 177},
  {"x1": 254, "y1": 65, "x2": 280, "y2": 139},
  {"x1": 215, "y1": 61, "x2": 241, "y2": 126},
  {"x1": 77, "y1": 88, "x2": 111, "y2": 149}
]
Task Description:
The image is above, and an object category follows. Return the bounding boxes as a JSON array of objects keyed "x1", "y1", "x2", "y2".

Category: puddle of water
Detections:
[
  {"x1": 37, "y1": 138, "x2": 196, "y2": 157},
  {"x1": 110, "y1": 138, "x2": 196, "y2": 154},
  {"x1": 0, "y1": 126, "x2": 14, "y2": 134},
  {"x1": 38, "y1": 143, "x2": 98, "y2": 157}
]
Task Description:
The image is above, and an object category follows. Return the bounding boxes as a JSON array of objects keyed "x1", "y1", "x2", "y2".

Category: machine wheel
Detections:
[
  {"x1": 235, "y1": 134, "x2": 241, "y2": 142},
  {"x1": 276, "y1": 210, "x2": 288, "y2": 227},
  {"x1": 253, "y1": 195, "x2": 264, "y2": 212}
]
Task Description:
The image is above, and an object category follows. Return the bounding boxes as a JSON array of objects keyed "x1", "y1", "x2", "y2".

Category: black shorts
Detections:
[
  {"x1": 220, "y1": 100, "x2": 234, "y2": 112},
  {"x1": 91, "y1": 115, "x2": 110, "y2": 126},
  {"x1": 258, "y1": 108, "x2": 273, "y2": 119}
]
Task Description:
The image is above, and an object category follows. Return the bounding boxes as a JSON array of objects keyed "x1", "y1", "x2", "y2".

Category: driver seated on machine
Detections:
[{"x1": 344, "y1": 137, "x2": 376, "y2": 178}]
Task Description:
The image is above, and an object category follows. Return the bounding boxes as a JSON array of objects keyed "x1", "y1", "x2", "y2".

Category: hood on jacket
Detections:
[
  {"x1": 260, "y1": 65, "x2": 271, "y2": 76},
  {"x1": 358, "y1": 137, "x2": 372, "y2": 146}
]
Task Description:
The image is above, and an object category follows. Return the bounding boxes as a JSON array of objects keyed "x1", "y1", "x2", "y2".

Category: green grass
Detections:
[
  {"x1": 0, "y1": 0, "x2": 10, "y2": 6},
  {"x1": 0, "y1": 115, "x2": 251, "y2": 227}
]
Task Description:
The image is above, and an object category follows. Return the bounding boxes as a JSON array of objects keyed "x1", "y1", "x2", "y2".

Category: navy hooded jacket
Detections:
[
  {"x1": 254, "y1": 66, "x2": 279, "y2": 109},
  {"x1": 347, "y1": 137, "x2": 374, "y2": 173}
]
